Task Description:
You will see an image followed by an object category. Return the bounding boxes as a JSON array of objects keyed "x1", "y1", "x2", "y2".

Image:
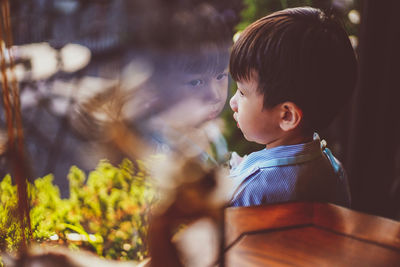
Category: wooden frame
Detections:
[{"x1": 224, "y1": 202, "x2": 400, "y2": 266}]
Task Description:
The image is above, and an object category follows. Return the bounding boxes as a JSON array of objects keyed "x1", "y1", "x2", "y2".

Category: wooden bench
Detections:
[{"x1": 224, "y1": 202, "x2": 400, "y2": 266}]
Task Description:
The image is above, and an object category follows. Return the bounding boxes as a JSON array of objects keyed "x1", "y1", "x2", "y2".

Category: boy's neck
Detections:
[{"x1": 265, "y1": 131, "x2": 313, "y2": 149}]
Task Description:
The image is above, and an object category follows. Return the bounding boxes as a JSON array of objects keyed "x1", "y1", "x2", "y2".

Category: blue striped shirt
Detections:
[{"x1": 229, "y1": 135, "x2": 351, "y2": 207}]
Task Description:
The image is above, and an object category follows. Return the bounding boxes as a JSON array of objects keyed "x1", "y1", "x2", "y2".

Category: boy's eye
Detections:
[
  {"x1": 188, "y1": 79, "x2": 203, "y2": 87},
  {"x1": 216, "y1": 73, "x2": 228, "y2": 81},
  {"x1": 238, "y1": 89, "x2": 244, "y2": 96}
]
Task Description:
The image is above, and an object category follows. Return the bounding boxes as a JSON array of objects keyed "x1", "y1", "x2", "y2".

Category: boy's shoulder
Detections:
[
  {"x1": 229, "y1": 139, "x2": 351, "y2": 207},
  {"x1": 230, "y1": 139, "x2": 323, "y2": 178}
]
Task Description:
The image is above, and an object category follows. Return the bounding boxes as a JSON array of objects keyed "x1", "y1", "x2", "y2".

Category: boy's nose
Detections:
[{"x1": 230, "y1": 91, "x2": 238, "y2": 112}]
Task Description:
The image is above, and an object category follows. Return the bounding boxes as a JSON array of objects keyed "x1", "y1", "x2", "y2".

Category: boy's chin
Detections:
[
  {"x1": 191, "y1": 117, "x2": 212, "y2": 128},
  {"x1": 242, "y1": 132, "x2": 251, "y2": 142},
  {"x1": 242, "y1": 133, "x2": 265, "y2": 145}
]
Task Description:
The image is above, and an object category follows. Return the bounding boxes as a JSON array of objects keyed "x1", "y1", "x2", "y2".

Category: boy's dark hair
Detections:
[{"x1": 230, "y1": 7, "x2": 357, "y2": 132}]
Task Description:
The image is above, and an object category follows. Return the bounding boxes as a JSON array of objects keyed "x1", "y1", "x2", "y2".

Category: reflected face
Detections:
[
  {"x1": 182, "y1": 69, "x2": 229, "y2": 119},
  {"x1": 159, "y1": 67, "x2": 229, "y2": 128}
]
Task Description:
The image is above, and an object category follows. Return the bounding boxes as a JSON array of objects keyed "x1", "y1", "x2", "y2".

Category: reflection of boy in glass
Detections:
[
  {"x1": 148, "y1": 49, "x2": 229, "y2": 130},
  {"x1": 129, "y1": 4, "x2": 234, "y2": 164}
]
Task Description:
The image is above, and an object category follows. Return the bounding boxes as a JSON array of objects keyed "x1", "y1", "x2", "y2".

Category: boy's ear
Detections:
[{"x1": 278, "y1": 102, "x2": 303, "y2": 132}]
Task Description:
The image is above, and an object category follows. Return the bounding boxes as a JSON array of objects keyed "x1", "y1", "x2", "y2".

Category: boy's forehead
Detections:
[{"x1": 236, "y1": 71, "x2": 259, "y2": 89}]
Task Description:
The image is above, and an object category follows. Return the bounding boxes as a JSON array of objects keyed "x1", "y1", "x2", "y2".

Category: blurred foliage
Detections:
[
  {"x1": 236, "y1": 0, "x2": 313, "y2": 31},
  {"x1": 0, "y1": 159, "x2": 155, "y2": 262}
]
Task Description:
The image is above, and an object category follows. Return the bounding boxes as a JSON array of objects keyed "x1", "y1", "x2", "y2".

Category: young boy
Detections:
[{"x1": 228, "y1": 7, "x2": 357, "y2": 207}]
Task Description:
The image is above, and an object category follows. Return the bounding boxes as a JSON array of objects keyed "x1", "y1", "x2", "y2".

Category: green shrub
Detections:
[{"x1": 0, "y1": 158, "x2": 155, "y2": 262}]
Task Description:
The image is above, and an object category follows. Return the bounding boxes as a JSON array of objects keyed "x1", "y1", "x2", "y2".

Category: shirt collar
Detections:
[
  {"x1": 256, "y1": 138, "x2": 321, "y2": 160},
  {"x1": 230, "y1": 136, "x2": 323, "y2": 177}
]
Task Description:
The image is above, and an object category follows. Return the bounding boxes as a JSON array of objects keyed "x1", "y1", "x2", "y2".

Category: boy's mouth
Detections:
[
  {"x1": 233, "y1": 113, "x2": 240, "y2": 128},
  {"x1": 208, "y1": 110, "x2": 220, "y2": 120},
  {"x1": 233, "y1": 113, "x2": 237, "y2": 121}
]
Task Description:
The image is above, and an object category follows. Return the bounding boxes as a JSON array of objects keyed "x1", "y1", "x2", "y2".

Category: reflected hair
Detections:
[
  {"x1": 154, "y1": 3, "x2": 232, "y2": 75},
  {"x1": 169, "y1": 45, "x2": 229, "y2": 75},
  {"x1": 230, "y1": 7, "x2": 357, "y2": 131}
]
